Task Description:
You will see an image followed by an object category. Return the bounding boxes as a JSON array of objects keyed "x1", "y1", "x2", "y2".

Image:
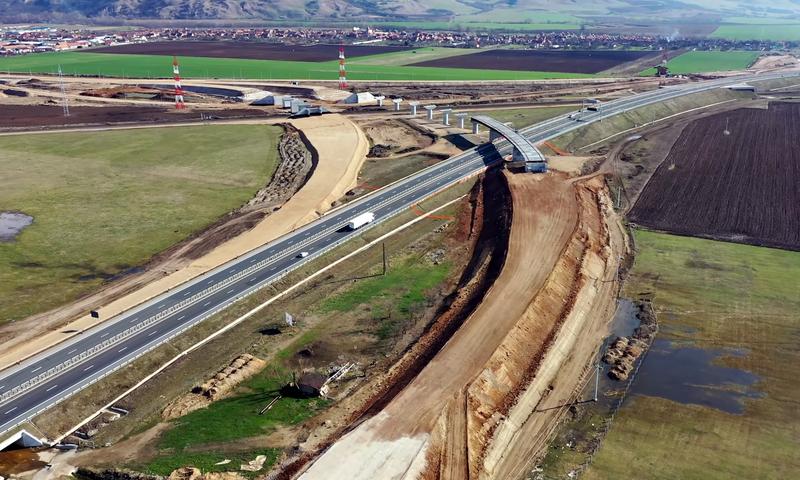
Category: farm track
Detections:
[{"x1": 629, "y1": 101, "x2": 800, "y2": 251}]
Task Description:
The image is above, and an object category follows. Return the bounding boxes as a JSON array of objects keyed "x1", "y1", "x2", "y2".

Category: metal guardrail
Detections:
[{"x1": 1, "y1": 70, "x2": 795, "y2": 413}]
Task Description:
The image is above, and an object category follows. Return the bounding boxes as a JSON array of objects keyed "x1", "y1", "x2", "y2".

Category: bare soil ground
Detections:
[
  {"x1": 86, "y1": 41, "x2": 413, "y2": 62},
  {"x1": 360, "y1": 119, "x2": 435, "y2": 157},
  {"x1": 298, "y1": 169, "x2": 622, "y2": 479},
  {"x1": 629, "y1": 102, "x2": 800, "y2": 251},
  {"x1": 410, "y1": 50, "x2": 658, "y2": 74}
]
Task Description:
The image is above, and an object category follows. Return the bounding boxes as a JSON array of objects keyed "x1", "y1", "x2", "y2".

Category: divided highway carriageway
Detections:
[{"x1": 0, "y1": 71, "x2": 796, "y2": 438}]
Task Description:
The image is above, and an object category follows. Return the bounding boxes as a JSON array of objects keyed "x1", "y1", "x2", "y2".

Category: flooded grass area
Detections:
[
  {"x1": 0, "y1": 211, "x2": 33, "y2": 242},
  {"x1": 581, "y1": 230, "x2": 800, "y2": 480}
]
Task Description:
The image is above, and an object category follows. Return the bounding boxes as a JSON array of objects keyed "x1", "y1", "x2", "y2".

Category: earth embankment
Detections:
[{"x1": 299, "y1": 170, "x2": 623, "y2": 479}]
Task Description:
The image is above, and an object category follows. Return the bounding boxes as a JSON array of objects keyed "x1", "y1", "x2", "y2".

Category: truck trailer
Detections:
[{"x1": 347, "y1": 212, "x2": 375, "y2": 230}]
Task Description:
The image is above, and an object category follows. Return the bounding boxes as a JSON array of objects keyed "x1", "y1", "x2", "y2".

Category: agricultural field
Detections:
[
  {"x1": 0, "y1": 51, "x2": 592, "y2": 81},
  {"x1": 0, "y1": 124, "x2": 281, "y2": 323},
  {"x1": 640, "y1": 50, "x2": 758, "y2": 75},
  {"x1": 711, "y1": 23, "x2": 800, "y2": 41},
  {"x1": 584, "y1": 230, "x2": 800, "y2": 479},
  {"x1": 87, "y1": 41, "x2": 414, "y2": 62},
  {"x1": 411, "y1": 49, "x2": 657, "y2": 74},
  {"x1": 629, "y1": 102, "x2": 800, "y2": 251}
]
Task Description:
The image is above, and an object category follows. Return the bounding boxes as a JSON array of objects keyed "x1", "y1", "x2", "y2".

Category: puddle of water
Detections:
[
  {"x1": 0, "y1": 447, "x2": 46, "y2": 475},
  {"x1": 0, "y1": 211, "x2": 33, "y2": 242},
  {"x1": 631, "y1": 338, "x2": 762, "y2": 414}
]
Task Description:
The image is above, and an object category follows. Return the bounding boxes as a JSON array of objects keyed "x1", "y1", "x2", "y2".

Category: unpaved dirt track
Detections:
[{"x1": 300, "y1": 173, "x2": 582, "y2": 479}]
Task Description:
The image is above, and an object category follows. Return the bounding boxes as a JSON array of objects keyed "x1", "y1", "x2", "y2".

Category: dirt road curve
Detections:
[{"x1": 301, "y1": 171, "x2": 623, "y2": 479}]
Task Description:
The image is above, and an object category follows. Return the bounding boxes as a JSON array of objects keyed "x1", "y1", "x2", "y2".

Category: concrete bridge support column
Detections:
[
  {"x1": 457, "y1": 113, "x2": 467, "y2": 129},
  {"x1": 472, "y1": 120, "x2": 480, "y2": 134},
  {"x1": 489, "y1": 129, "x2": 501, "y2": 142}
]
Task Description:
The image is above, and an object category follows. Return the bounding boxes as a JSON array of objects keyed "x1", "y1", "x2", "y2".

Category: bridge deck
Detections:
[{"x1": 472, "y1": 115, "x2": 546, "y2": 163}]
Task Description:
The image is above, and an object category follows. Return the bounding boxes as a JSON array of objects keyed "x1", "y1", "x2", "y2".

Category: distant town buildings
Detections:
[{"x1": 1, "y1": 24, "x2": 795, "y2": 58}]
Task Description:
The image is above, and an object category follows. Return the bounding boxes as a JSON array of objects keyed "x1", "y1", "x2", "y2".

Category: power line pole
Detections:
[
  {"x1": 57, "y1": 65, "x2": 69, "y2": 118},
  {"x1": 593, "y1": 362, "x2": 601, "y2": 402},
  {"x1": 382, "y1": 242, "x2": 387, "y2": 275}
]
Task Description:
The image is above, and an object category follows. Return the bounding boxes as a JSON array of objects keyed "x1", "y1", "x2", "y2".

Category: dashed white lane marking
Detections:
[
  {"x1": 184, "y1": 291, "x2": 192, "y2": 296},
  {"x1": 203, "y1": 301, "x2": 211, "y2": 307},
  {"x1": 118, "y1": 347, "x2": 127, "y2": 353},
  {"x1": 129, "y1": 317, "x2": 139, "y2": 323},
  {"x1": 46, "y1": 384, "x2": 59, "y2": 392},
  {"x1": 100, "y1": 333, "x2": 109, "y2": 338},
  {"x1": 148, "y1": 330, "x2": 158, "y2": 337},
  {"x1": 83, "y1": 364, "x2": 94, "y2": 372},
  {"x1": 227, "y1": 289, "x2": 234, "y2": 294},
  {"x1": 250, "y1": 258, "x2": 258, "y2": 263},
  {"x1": 67, "y1": 349, "x2": 77, "y2": 355},
  {"x1": 178, "y1": 315, "x2": 185, "y2": 321},
  {"x1": 158, "y1": 304, "x2": 166, "y2": 309},
  {"x1": 31, "y1": 367, "x2": 41, "y2": 373},
  {"x1": 5, "y1": 407, "x2": 17, "y2": 414}
]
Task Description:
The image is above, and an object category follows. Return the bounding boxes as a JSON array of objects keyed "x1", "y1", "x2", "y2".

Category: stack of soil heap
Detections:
[{"x1": 162, "y1": 354, "x2": 266, "y2": 420}]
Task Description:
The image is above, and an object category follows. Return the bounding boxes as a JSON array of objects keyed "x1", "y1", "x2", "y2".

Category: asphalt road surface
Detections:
[{"x1": 0, "y1": 71, "x2": 795, "y2": 438}]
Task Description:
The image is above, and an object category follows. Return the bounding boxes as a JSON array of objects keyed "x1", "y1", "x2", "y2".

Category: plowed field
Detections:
[
  {"x1": 629, "y1": 102, "x2": 800, "y2": 251},
  {"x1": 87, "y1": 41, "x2": 412, "y2": 62},
  {"x1": 410, "y1": 49, "x2": 656, "y2": 73}
]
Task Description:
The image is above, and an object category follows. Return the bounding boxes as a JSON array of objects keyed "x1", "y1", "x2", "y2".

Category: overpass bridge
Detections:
[{"x1": 471, "y1": 115, "x2": 548, "y2": 172}]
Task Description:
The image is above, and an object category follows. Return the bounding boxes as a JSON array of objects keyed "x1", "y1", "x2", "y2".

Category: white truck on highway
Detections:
[{"x1": 347, "y1": 212, "x2": 375, "y2": 230}]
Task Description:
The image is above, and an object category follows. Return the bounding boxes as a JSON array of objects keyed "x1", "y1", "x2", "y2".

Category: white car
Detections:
[{"x1": 297, "y1": 251, "x2": 309, "y2": 258}]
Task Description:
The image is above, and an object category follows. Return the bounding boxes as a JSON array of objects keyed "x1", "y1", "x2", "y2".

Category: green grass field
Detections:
[
  {"x1": 584, "y1": 231, "x2": 800, "y2": 479},
  {"x1": 711, "y1": 24, "x2": 800, "y2": 41},
  {"x1": 0, "y1": 51, "x2": 592, "y2": 81},
  {"x1": 640, "y1": 50, "x2": 758, "y2": 75},
  {"x1": 0, "y1": 125, "x2": 281, "y2": 324}
]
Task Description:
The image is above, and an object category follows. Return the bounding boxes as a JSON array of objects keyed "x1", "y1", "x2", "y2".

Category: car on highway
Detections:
[{"x1": 297, "y1": 251, "x2": 309, "y2": 258}]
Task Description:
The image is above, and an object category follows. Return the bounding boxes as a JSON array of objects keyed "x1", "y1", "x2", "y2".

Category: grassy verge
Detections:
[
  {"x1": 36, "y1": 181, "x2": 474, "y2": 475},
  {"x1": 551, "y1": 88, "x2": 747, "y2": 152},
  {"x1": 0, "y1": 124, "x2": 281, "y2": 324},
  {"x1": 134, "y1": 449, "x2": 280, "y2": 478},
  {"x1": 468, "y1": 105, "x2": 577, "y2": 129},
  {"x1": 0, "y1": 51, "x2": 593, "y2": 81},
  {"x1": 583, "y1": 230, "x2": 800, "y2": 479},
  {"x1": 640, "y1": 51, "x2": 758, "y2": 75}
]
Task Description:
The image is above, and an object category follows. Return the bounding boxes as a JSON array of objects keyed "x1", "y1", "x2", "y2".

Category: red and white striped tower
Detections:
[
  {"x1": 172, "y1": 56, "x2": 186, "y2": 110},
  {"x1": 338, "y1": 45, "x2": 347, "y2": 90}
]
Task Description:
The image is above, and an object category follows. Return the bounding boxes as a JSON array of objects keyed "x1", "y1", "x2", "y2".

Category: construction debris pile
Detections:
[{"x1": 245, "y1": 124, "x2": 313, "y2": 210}]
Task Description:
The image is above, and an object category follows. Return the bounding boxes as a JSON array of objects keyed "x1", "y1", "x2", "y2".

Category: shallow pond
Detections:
[
  {"x1": 0, "y1": 211, "x2": 33, "y2": 242},
  {"x1": 631, "y1": 338, "x2": 762, "y2": 414}
]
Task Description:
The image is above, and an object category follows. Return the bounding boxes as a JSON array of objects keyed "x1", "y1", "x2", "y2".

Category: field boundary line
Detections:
[
  {"x1": 51, "y1": 192, "x2": 468, "y2": 444},
  {"x1": 578, "y1": 99, "x2": 737, "y2": 151}
]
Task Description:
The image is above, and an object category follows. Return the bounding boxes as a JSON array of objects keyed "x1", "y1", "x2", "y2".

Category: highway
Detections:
[{"x1": 0, "y1": 70, "x2": 796, "y2": 439}]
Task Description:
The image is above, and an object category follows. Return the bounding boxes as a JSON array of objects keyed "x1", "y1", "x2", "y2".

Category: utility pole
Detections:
[
  {"x1": 57, "y1": 65, "x2": 69, "y2": 118},
  {"x1": 382, "y1": 242, "x2": 388, "y2": 275},
  {"x1": 593, "y1": 362, "x2": 601, "y2": 402}
]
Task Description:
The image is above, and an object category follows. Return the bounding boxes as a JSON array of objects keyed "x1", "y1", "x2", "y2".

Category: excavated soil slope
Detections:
[{"x1": 300, "y1": 172, "x2": 608, "y2": 479}]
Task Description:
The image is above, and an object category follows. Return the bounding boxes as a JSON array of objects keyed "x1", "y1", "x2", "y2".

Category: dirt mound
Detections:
[{"x1": 162, "y1": 354, "x2": 266, "y2": 420}]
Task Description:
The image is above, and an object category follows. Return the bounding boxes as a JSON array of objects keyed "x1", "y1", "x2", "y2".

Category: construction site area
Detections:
[{"x1": 0, "y1": 40, "x2": 799, "y2": 480}]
